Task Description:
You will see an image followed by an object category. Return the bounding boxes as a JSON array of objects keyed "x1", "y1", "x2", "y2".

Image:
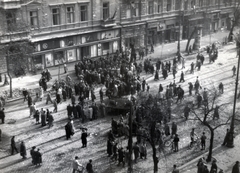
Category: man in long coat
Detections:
[
  {"x1": 65, "y1": 120, "x2": 74, "y2": 140},
  {"x1": 81, "y1": 129, "x2": 88, "y2": 147},
  {"x1": 20, "y1": 141, "x2": 27, "y2": 159}
]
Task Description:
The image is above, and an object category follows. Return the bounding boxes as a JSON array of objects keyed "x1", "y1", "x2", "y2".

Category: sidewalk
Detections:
[
  {"x1": 179, "y1": 134, "x2": 240, "y2": 172},
  {"x1": 0, "y1": 29, "x2": 233, "y2": 102}
]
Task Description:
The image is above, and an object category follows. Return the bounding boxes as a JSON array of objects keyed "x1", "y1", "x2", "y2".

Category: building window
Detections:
[
  {"x1": 184, "y1": 0, "x2": 188, "y2": 10},
  {"x1": 175, "y1": 0, "x2": 181, "y2": 10},
  {"x1": 158, "y1": 0, "x2": 162, "y2": 13},
  {"x1": 30, "y1": 11, "x2": 38, "y2": 28},
  {"x1": 66, "y1": 6, "x2": 74, "y2": 23},
  {"x1": 199, "y1": 0, "x2": 203, "y2": 7},
  {"x1": 148, "y1": 1, "x2": 154, "y2": 14},
  {"x1": 167, "y1": 0, "x2": 172, "y2": 12},
  {"x1": 80, "y1": 5, "x2": 88, "y2": 21},
  {"x1": 6, "y1": 10, "x2": 16, "y2": 31},
  {"x1": 103, "y1": 2, "x2": 109, "y2": 20},
  {"x1": 191, "y1": 0, "x2": 195, "y2": 8},
  {"x1": 52, "y1": 8, "x2": 60, "y2": 25}
]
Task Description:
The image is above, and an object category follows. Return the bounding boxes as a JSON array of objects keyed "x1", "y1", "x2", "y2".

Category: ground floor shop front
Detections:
[{"x1": 29, "y1": 28, "x2": 120, "y2": 72}]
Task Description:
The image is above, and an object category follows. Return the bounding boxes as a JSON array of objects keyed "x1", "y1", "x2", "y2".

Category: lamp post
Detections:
[
  {"x1": 177, "y1": 11, "x2": 184, "y2": 55},
  {"x1": 227, "y1": 42, "x2": 240, "y2": 147},
  {"x1": 128, "y1": 98, "x2": 133, "y2": 173}
]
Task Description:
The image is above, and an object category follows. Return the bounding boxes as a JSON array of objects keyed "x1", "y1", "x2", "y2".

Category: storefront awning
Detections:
[
  {"x1": 188, "y1": 16, "x2": 204, "y2": 21},
  {"x1": 209, "y1": 10, "x2": 221, "y2": 14}
]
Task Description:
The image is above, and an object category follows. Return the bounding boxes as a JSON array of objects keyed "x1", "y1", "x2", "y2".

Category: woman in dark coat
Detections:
[
  {"x1": 30, "y1": 146, "x2": 36, "y2": 165},
  {"x1": 28, "y1": 95, "x2": 32, "y2": 107},
  {"x1": 62, "y1": 88, "x2": 67, "y2": 101},
  {"x1": 20, "y1": 141, "x2": 27, "y2": 159},
  {"x1": 65, "y1": 121, "x2": 74, "y2": 140},
  {"x1": 41, "y1": 111, "x2": 46, "y2": 127},
  {"x1": 107, "y1": 139, "x2": 113, "y2": 157},
  {"x1": 56, "y1": 92, "x2": 61, "y2": 104},
  {"x1": 35, "y1": 148, "x2": 42, "y2": 166}
]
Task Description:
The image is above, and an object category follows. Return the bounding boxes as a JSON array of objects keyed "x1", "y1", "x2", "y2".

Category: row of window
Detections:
[
  {"x1": 6, "y1": 2, "x2": 110, "y2": 29},
  {"x1": 147, "y1": 0, "x2": 232, "y2": 14}
]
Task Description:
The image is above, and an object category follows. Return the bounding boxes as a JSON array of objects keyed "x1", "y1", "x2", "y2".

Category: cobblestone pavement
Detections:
[{"x1": 0, "y1": 29, "x2": 240, "y2": 173}]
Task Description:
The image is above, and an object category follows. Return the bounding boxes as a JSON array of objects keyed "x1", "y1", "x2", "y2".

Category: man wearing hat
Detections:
[{"x1": 72, "y1": 156, "x2": 83, "y2": 173}]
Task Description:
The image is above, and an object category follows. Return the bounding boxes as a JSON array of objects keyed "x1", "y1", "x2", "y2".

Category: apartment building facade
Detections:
[{"x1": 0, "y1": 0, "x2": 237, "y2": 73}]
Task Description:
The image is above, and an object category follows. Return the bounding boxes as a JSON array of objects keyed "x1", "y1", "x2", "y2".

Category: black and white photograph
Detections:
[{"x1": 0, "y1": 0, "x2": 240, "y2": 173}]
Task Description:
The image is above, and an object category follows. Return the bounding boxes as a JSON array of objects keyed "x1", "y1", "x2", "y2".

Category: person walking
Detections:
[
  {"x1": 172, "y1": 164, "x2": 180, "y2": 173},
  {"x1": 188, "y1": 82, "x2": 193, "y2": 96},
  {"x1": 173, "y1": 134, "x2": 179, "y2": 152},
  {"x1": 41, "y1": 110, "x2": 47, "y2": 127},
  {"x1": 222, "y1": 128, "x2": 230, "y2": 146},
  {"x1": 81, "y1": 129, "x2": 88, "y2": 148},
  {"x1": 0, "y1": 108, "x2": 5, "y2": 124},
  {"x1": 232, "y1": 161, "x2": 239, "y2": 173},
  {"x1": 86, "y1": 159, "x2": 93, "y2": 173},
  {"x1": 30, "y1": 146, "x2": 36, "y2": 165},
  {"x1": 11, "y1": 136, "x2": 18, "y2": 155},
  {"x1": 171, "y1": 122, "x2": 177, "y2": 137},
  {"x1": 210, "y1": 160, "x2": 218, "y2": 173},
  {"x1": 46, "y1": 92, "x2": 53, "y2": 104},
  {"x1": 20, "y1": 141, "x2": 27, "y2": 159},
  {"x1": 179, "y1": 71, "x2": 185, "y2": 83},
  {"x1": 22, "y1": 88, "x2": 28, "y2": 103},
  {"x1": 213, "y1": 105, "x2": 220, "y2": 120},
  {"x1": 201, "y1": 132, "x2": 207, "y2": 150},
  {"x1": 65, "y1": 120, "x2": 75, "y2": 140},
  {"x1": 139, "y1": 142, "x2": 147, "y2": 159},
  {"x1": 184, "y1": 105, "x2": 191, "y2": 120},
  {"x1": 48, "y1": 112, "x2": 54, "y2": 128},
  {"x1": 232, "y1": 65, "x2": 236, "y2": 77},
  {"x1": 72, "y1": 156, "x2": 84, "y2": 173},
  {"x1": 219, "y1": 82, "x2": 224, "y2": 94},
  {"x1": 133, "y1": 142, "x2": 140, "y2": 163},
  {"x1": 53, "y1": 99, "x2": 58, "y2": 113},
  {"x1": 35, "y1": 148, "x2": 42, "y2": 166}
]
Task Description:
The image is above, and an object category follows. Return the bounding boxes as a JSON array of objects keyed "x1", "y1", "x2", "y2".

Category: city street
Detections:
[{"x1": 1, "y1": 34, "x2": 240, "y2": 173}]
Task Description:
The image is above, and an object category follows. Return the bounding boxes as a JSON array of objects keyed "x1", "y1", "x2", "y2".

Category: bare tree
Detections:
[
  {"x1": 135, "y1": 94, "x2": 169, "y2": 173},
  {"x1": 190, "y1": 88, "x2": 231, "y2": 162}
]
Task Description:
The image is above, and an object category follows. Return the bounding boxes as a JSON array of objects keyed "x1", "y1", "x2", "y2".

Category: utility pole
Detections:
[
  {"x1": 227, "y1": 42, "x2": 240, "y2": 147},
  {"x1": 128, "y1": 100, "x2": 133, "y2": 173}
]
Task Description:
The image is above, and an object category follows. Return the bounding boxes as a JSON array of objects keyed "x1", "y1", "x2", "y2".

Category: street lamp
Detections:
[
  {"x1": 227, "y1": 41, "x2": 240, "y2": 147},
  {"x1": 177, "y1": 10, "x2": 184, "y2": 55}
]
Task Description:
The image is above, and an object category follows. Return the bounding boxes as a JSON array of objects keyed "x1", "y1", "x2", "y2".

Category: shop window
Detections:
[
  {"x1": 103, "y1": 2, "x2": 109, "y2": 20},
  {"x1": 91, "y1": 45, "x2": 97, "y2": 57},
  {"x1": 30, "y1": 11, "x2": 38, "y2": 28},
  {"x1": 52, "y1": 8, "x2": 60, "y2": 25},
  {"x1": 67, "y1": 49, "x2": 76, "y2": 62},
  {"x1": 191, "y1": 0, "x2": 196, "y2": 8},
  {"x1": 167, "y1": 0, "x2": 172, "y2": 12},
  {"x1": 32, "y1": 55, "x2": 43, "y2": 70},
  {"x1": 113, "y1": 41, "x2": 118, "y2": 52},
  {"x1": 54, "y1": 51, "x2": 66, "y2": 65},
  {"x1": 45, "y1": 53, "x2": 54, "y2": 67},
  {"x1": 81, "y1": 46, "x2": 90, "y2": 58},
  {"x1": 66, "y1": 6, "x2": 74, "y2": 23},
  {"x1": 102, "y1": 42, "x2": 109, "y2": 55},
  {"x1": 148, "y1": 1, "x2": 153, "y2": 14},
  {"x1": 80, "y1": 5, "x2": 88, "y2": 21}
]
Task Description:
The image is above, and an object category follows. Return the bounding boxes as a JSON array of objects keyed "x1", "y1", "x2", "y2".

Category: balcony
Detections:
[
  {"x1": 101, "y1": 19, "x2": 116, "y2": 28},
  {"x1": 0, "y1": 0, "x2": 21, "y2": 9}
]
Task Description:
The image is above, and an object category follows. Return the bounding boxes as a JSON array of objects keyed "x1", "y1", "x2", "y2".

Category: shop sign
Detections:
[
  {"x1": 40, "y1": 39, "x2": 60, "y2": 51},
  {"x1": 157, "y1": 22, "x2": 166, "y2": 31}
]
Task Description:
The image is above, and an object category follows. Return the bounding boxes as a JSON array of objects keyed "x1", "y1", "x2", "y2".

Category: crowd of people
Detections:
[{"x1": 2, "y1": 41, "x2": 240, "y2": 173}]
